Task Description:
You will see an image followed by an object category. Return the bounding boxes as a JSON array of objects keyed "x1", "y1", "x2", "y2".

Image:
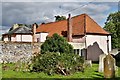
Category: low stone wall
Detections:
[{"x1": 0, "y1": 42, "x2": 42, "y2": 63}]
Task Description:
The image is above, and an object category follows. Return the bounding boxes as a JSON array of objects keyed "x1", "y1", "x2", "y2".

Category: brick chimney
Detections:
[
  {"x1": 32, "y1": 23, "x2": 36, "y2": 42},
  {"x1": 67, "y1": 14, "x2": 72, "y2": 42}
]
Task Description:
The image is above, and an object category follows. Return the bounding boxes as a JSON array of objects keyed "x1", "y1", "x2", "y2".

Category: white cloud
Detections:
[
  {"x1": 2, "y1": 0, "x2": 119, "y2": 2},
  {"x1": 84, "y1": 3, "x2": 110, "y2": 13},
  {"x1": 1, "y1": 2, "x2": 118, "y2": 34}
]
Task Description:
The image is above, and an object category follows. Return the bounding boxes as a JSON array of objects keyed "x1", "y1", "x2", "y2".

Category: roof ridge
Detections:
[
  {"x1": 71, "y1": 13, "x2": 87, "y2": 19},
  {"x1": 40, "y1": 19, "x2": 67, "y2": 26},
  {"x1": 7, "y1": 27, "x2": 21, "y2": 34},
  {"x1": 39, "y1": 14, "x2": 87, "y2": 26}
]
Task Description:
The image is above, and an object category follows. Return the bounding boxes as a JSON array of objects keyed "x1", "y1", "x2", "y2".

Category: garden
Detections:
[
  {"x1": 1, "y1": 63, "x2": 120, "y2": 79},
  {"x1": 1, "y1": 33, "x2": 120, "y2": 79}
]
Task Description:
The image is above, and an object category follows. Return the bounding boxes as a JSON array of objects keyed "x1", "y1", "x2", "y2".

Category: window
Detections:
[
  {"x1": 74, "y1": 49, "x2": 81, "y2": 56},
  {"x1": 81, "y1": 49, "x2": 87, "y2": 59}
]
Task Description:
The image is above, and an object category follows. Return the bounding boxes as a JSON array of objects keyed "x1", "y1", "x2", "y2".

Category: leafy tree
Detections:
[
  {"x1": 55, "y1": 15, "x2": 66, "y2": 21},
  {"x1": 32, "y1": 34, "x2": 84, "y2": 75},
  {"x1": 41, "y1": 33, "x2": 73, "y2": 54},
  {"x1": 104, "y1": 11, "x2": 120, "y2": 49}
]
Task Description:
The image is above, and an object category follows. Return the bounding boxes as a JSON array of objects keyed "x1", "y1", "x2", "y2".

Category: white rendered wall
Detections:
[
  {"x1": 21, "y1": 35, "x2": 32, "y2": 42},
  {"x1": 86, "y1": 35, "x2": 110, "y2": 54},
  {"x1": 16, "y1": 35, "x2": 22, "y2": 42},
  {"x1": 37, "y1": 33, "x2": 48, "y2": 42},
  {"x1": 3, "y1": 36, "x2": 8, "y2": 41},
  {"x1": 86, "y1": 34, "x2": 111, "y2": 61},
  {"x1": 108, "y1": 35, "x2": 111, "y2": 52},
  {"x1": 11, "y1": 36, "x2": 16, "y2": 41},
  {"x1": 16, "y1": 34, "x2": 32, "y2": 42}
]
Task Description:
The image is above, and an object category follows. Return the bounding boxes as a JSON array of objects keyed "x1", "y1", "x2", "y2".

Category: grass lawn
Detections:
[{"x1": 1, "y1": 63, "x2": 120, "y2": 79}]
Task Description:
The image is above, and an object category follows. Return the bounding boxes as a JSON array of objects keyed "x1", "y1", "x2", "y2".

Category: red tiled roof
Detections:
[{"x1": 36, "y1": 14, "x2": 109, "y2": 36}]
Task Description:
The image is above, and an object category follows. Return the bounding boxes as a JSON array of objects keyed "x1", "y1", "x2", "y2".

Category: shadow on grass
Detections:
[
  {"x1": 92, "y1": 61, "x2": 99, "y2": 64},
  {"x1": 94, "y1": 73, "x2": 103, "y2": 77},
  {"x1": 94, "y1": 71, "x2": 98, "y2": 72},
  {"x1": 91, "y1": 70, "x2": 104, "y2": 78},
  {"x1": 92, "y1": 70, "x2": 120, "y2": 80},
  {"x1": 116, "y1": 61, "x2": 120, "y2": 67}
]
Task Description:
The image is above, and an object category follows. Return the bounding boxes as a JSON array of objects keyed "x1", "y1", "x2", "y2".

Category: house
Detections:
[
  {"x1": 2, "y1": 24, "x2": 33, "y2": 42},
  {"x1": 36, "y1": 14, "x2": 111, "y2": 61},
  {"x1": 2, "y1": 13, "x2": 111, "y2": 61}
]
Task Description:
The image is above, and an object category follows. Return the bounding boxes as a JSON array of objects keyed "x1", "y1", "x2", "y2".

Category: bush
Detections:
[
  {"x1": 31, "y1": 52, "x2": 84, "y2": 75},
  {"x1": 32, "y1": 33, "x2": 84, "y2": 75},
  {"x1": 41, "y1": 33, "x2": 73, "y2": 54}
]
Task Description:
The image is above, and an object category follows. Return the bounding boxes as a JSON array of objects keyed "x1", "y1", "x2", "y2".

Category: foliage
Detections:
[
  {"x1": 55, "y1": 15, "x2": 66, "y2": 21},
  {"x1": 4, "y1": 63, "x2": 116, "y2": 78},
  {"x1": 41, "y1": 33, "x2": 73, "y2": 54},
  {"x1": 2, "y1": 63, "x2": 120, "y2": 78},
  {"x1": 104, "y1": 11, "x2": 120, "y2": 49},
  {"x1": 36, "y1": 33, "x2": 82, "y2": 75},
  {"x1": 31, "y1": 52, "x2": 84, "y2": 75}
]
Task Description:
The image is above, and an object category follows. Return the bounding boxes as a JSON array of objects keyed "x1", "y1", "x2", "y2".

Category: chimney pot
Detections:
[{"x1": 68, "y1": 14, "x2": 71, "y2": 18}]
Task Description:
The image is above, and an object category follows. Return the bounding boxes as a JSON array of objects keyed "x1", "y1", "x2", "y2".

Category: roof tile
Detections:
[{"x1": 36, "y1": 14, "x2": 109, "y2": 36}]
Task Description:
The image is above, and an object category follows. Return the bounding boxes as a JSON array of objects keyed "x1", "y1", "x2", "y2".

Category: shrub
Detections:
[
  {"x1": 31, "y1": 52, "x2": 84, "y2": 75},
  {"x1": 41, "y1": 33, "x2": 73, "y2": 54}
]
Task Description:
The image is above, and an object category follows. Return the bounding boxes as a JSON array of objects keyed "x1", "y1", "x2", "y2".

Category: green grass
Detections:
[
  {"x1": 1, "y1": 63, "x2": 120, "y2": 79},
  {"x1": 0, "y1": 63, "x2": 2, "y2": 80}
]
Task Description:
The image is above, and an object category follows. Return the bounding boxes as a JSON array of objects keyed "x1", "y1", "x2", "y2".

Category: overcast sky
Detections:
[{"x1": 0, "y1": 0, "x2": 119, "y2": 35}]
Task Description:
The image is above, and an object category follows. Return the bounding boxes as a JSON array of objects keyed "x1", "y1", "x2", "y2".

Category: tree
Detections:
[
  {"x1": 32, "y1": 34, "x2": 84, "y2": 75},
  {"x1": 55, "y1": 15, "x2": 66, "y2": 21},
  {"x1": 41, "y1": 33, "x2": 73, "y2": 54},
  {"x1": 104, "y1": 11, "x2": 120, "y2": 49}
]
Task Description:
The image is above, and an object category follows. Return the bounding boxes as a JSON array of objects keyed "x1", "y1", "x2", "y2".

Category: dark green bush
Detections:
[
  {"x1": 41, "y1": 33, "x2": 73, "y2": 54},
  {"x1": 31, "y1": 52, "x2": 84, "y2": 75},
  {"x1": 32, "y1": 33, "x2": 84, "y2": 75}
]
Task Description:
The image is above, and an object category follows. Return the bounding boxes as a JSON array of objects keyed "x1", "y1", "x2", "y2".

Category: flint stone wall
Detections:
[{"x1": 0, "y1": 42, "x2": 42, "y2": 63}]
